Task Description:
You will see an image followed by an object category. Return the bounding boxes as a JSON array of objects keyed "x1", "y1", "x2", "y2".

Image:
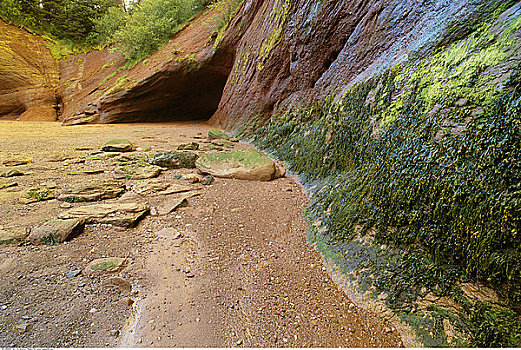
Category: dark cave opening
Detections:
[{"x1": 99, "y1": 63, "x2": 231, "y2": 123}]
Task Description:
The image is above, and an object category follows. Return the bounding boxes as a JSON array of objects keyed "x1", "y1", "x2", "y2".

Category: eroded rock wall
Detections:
[
  {"x1": 58, "y1": 3, "x2": 263, "y2": 125},
  {"x1": 0, "y1": 19, "x2": 59, "y2": 121},
  {"x1": 210, "y1": 0, "x2": 514, "y2": 130}
]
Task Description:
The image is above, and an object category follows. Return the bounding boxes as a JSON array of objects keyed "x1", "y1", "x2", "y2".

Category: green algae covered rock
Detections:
[
  {"x1": 102, "y1": 139, "x2": 134, "y2": 152},
  {"x1": 207, "y1": 129, "x2": 231, "y2": 141},
  {"x1": 150, "y1": 151, "x2": 198, "y2": 169},
  {"x1": 195, "y1": 149, "x2": 281, "y2": 181}
]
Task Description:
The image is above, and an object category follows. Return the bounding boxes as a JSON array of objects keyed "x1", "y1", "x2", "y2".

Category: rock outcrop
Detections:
[
  {"x1": 0, "y1": 19, "x2": 59, "y2": 121},
  {"x1": 210, "y1": 0, "x2": 517, "y2": 130},
  {"x1": 58, "y1": 3, "x2": 261, "y2": 125}
]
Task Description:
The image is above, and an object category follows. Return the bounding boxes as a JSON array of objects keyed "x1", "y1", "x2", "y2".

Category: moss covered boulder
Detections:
[
  {"x1": 150, "y1": 151, "x2": 198, "y2": 169},
  {"x1": 207, "y1": 129, "x2": 231, "y2": 141},
  {"x1": 28, "y1": 218, "x2": 85, "y2": 245},
  {"x1": 101, "y1": 139, "x2": 134, "y2": 152},
  {"x1": 195, "y1": 149, "x2": 282, "y2": 181}
]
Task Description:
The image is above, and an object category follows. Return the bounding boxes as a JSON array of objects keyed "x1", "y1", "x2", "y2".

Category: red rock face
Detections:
[
  {"x1": 58, "y1": 4, "x2": 263, "y2": 125},
  {"x1": 56, "y1": 0, "x2": 514, "y2": 127},
  {"x1": 0, "y1": 19, "x2": 59, "y2": 121},
  {"x1": 209, "y1": 0, "x2": 512, "y2": 131}
]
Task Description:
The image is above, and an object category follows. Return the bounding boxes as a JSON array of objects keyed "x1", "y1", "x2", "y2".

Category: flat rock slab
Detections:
[
  {"x1": 84, "y1": 257, "x2": 126, "y2": 275},
  {"x1": 0, "y1": 182, "x2": 18, "y2": 190},
  {"x1": 67, "y1": 169, "x2": 105, "y2": 175},
  {"x1": 104, "y1": 276, "x2": 132, "y2": 292},
  {"x1": 0, "y1": 227, "x2": 28, "y2": 244},
  {"x1": 157, "y1": 227, "x2": 183, "y2": 240},
  {"x1": 2, "y1": 158, "x2": 32, "y2": 166},
  {"x1": 117, "y1": 164, "x2": 162, "y2": 180},
  {"x1": 132, "y1": 179, "x2": 171, "y2": 195},
  {"x1": 211, "y1": 139, "x2": 234, "y2": 148},
  {"x1": 177, "y1": 142, "x2": 199, "y2": 150},
  {"x1": 21, "y1": 187, "x2": 55, "y2": 204},
  {"x1": 157, "y1": 183, "x2": 193, "y2": 195},
  {"x1": 1, "y1": 169, "x2": 24, "y2": 177},
  {"x1": 195, "y1": 149, "x2": 281, "y2": 181},
  {"x1": 58, "y1": 180, "x2": 126, "y2": 202},
  {"x1": 156, "y1": 197, "x2": 188, "y2": 215},
  {"x1": 58, "y1": 202, "x2": 149, "y2": 227},
  {"x1": 27, "y1": 218, "x2": 85, "y2": 245},
  {"x1": 150, "y1": 152, "x2": 198, "y2": 169},
  {"x1": 102, "y1": 139, "x2": 134, "y2": 152}
]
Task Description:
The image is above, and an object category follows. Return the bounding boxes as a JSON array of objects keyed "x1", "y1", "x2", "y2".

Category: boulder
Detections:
[
  {"x1": 207, "y1": 129, "x2": 231, "y2": 141},
  {"x1": 150, "y1": 152, "x2": 198, "y2": 169},
  {"x1": 195, "y1": 149, "x2": 282, "y2": 181},
  {"x1": 102, "y1": 139, "x2": 134, "y2": 152},
  {"x1": 27, "y1": 218, "x2": 85, "y2": 245},
  {"x1": 177, "y1": 142, "x2": 199, "y2": 150},
  {"x1": 116, "y1": 164, "x2": 161, "y2": 180},
  {"x1": 211, "y1": 139, "x2": 234, "y2": 148},
  {"x1": 58, "y1": 202, "x2": 149, "y2": 227},
  {"x1": 84, "y1": 257, "x2": 126, "y2": 275},
  {"x1": 58, "y1": 180, "x2": 126, "y2": 202}
]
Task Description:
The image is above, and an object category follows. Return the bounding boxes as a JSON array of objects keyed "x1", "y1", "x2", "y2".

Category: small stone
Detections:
[
  {"x1": 236, "y1": 339, "x2": 243, "y2": 345},
  {"x1": 3, "y1": 158, "x2": 32, "y2": 166},
  {"x1": 0, "y1": 182, "x2": 18, "y2": 190},
  {"x1": 89, "y1": 308, "x2": 97, "y2": 313},
  {"x1": 177, "y1": 142, "x2": 199, "y2": 151},
  {"x1": 15, "y1": 323, "x2": 31, "y2": 333},
  {"x1": 110, "y1": 329, "x2": 120, "y2": 337},
  {"x1": 117, "y1": 297, "x2": 134, "y2": 307},
  {"x1": 84, "y1": 257, "x2": 126, "y2": 275},
  {"x1": 66, "y1": 270, "x2": 82, "y2": 278},
  {"x1": 156, "y1": 197, "x2": 188, "y2": 215},
  {"x1": 157, "y1": 228, "x2": 182, "y2": 240},
  {"x1": 104, "y1": 276, "x2": 132, "y2": 292},
  {"x1": 230, "y1": 137, "x2": 239, "y2": 142},
  {"x1": 0, "y1": 169, "x2": 24, "y2": 177},
  {"x1": 201, "y1": 175, "x2": 214, "y2": 185}
]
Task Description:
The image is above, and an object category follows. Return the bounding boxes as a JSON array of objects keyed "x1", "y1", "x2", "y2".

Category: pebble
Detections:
[
  {"x1": 15, "y1": 323, "x2": 31, "y2": 333},
  {"x1": 117, "y1": 297, "x2": 134, "y2": 307},
  {"x1": 66, "y1": 270, "x2": 82, "y2": 278},
  {"x1": 110, "y1": 329, "x2": 120, "y2": 337}
]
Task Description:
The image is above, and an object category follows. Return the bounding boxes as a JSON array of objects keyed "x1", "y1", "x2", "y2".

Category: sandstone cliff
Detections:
[
  {"x1": 210, "y1": 0, "x2": 518, "y2": 130},
  {"x1": 58, "y1": 4, "x2": 260, "y2": 125},
  {"x1": 0, "y1": 19, "x2": 59, "y2": 121}
]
